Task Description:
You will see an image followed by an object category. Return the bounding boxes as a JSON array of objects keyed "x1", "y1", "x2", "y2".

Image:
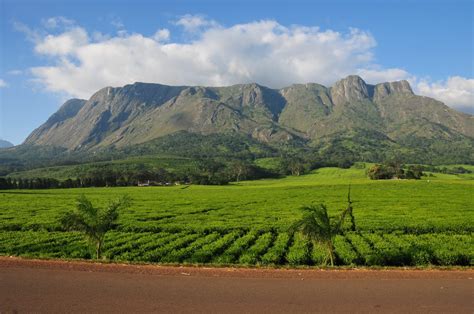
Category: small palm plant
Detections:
[
  {"x1": 61, "y1": 195, "x2": 130, "y2": 259},
  {"x1": 290, "y1": 187, "x2": 355, "y2": 266}
]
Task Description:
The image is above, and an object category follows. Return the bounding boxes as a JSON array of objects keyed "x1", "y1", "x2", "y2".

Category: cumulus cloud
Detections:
[
  {"x1": 416, "y1": 76, "x2": 474, "y2": 113},
  {"x1": 30, "y1": 18, "x2": 382, "y2": 97},
  {"x1": 0, "y1": 79, "x2": 8, "y2": 88},
  {"x1": 35, "y1": 27, "x2": 89, "y2": 56},
  {"x1": 20, "y1": 16, "x2": 473, "y2": 113}
]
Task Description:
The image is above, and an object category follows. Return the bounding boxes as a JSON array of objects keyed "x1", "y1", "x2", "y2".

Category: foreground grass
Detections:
[{"x1": 0, "y1": 166, "x2": 473, "y2": 266}]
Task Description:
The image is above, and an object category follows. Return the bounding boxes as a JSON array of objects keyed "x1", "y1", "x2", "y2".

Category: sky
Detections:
[{"x1": 0, "y1": 0, "x2": 473, "y2": 145}]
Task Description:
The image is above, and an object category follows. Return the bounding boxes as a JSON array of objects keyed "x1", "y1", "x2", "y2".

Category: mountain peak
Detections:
[
  {"x1": 330, "y1": 75, "x2": 369, "y2": 105},
  {"x1": 44, "y1": 98, "x2": 86, "y2": 126},
  {"x1": 373, "y1": 80, "x2": 414, "y2": 101}
]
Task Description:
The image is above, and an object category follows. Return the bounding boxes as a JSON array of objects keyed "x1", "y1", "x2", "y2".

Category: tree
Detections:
[
  {"x1": 368, "y1": 163, "x2": 423, "y2": 180},
  {"x1": 288, "y1": 159, "x2": 305, "y2": 176},
  {"x1": 231, "y1": 160, "x2": 250, "y2": 182},
  {"x1": 279, "y1": 157, "x2": 306, "y2": 176},
  {"x1": 60, "y1": 195, "x2": 130, "y2": 259},
  {"x1": 197, "y1": 159, "x2": 224, "y2": 181},
  {"x1": 289, "y1": 188, "x2": 355, "y2": 266}
]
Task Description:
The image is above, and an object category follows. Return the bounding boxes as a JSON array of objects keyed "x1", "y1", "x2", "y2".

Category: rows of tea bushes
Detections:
[
  {"x1": 1, "y1": 174, "x2": 473, "y2": 236},
  {"x1": 1, "y1": 230, "x2": 471, "y2": 266}
]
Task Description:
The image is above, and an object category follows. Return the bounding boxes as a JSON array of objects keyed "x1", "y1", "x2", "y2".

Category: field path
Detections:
[{"x1": 1, "y1": 257, "x2": 472, "y2": 313}]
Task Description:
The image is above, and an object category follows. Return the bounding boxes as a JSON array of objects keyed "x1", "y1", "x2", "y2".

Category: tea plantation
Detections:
[{"x1": 1, "y1": 166, "x2": 473, "y2": 266}]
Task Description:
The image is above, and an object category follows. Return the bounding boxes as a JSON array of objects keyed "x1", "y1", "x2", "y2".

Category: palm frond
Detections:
[
  {"x1": 60, "y1": 194, "x2": 131, "y2": 259},
  {"x1": 290, "y1": 204, "x2": 333, "y2": 242},
  {"x1": 76, "y1": 194, "x2": 97, "y2": 218}
]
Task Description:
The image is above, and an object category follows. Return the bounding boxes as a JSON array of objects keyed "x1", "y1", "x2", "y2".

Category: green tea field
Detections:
[{"x1": 1, "y1": 166, "x2": 473, "y2": 266}]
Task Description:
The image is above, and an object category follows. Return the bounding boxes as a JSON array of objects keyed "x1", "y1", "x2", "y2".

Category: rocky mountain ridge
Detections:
[{"x1": 24, "y1": 75, "x2": 473, "y2": 157}]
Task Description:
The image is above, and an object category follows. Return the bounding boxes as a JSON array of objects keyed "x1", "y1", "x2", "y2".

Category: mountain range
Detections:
[{"x1": 21, "y1": 75, "x2": 473, "y2": 164}]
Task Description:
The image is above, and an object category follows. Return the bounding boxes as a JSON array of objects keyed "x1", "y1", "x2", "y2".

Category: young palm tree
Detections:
[
  {"x1": 290, "y1": 204, "x2": 336, "y2": 265},
  {"x1": 61, "y1": 195, "x2": 130, "y2": 259},
  {"x1": 290, "y1": 187, "x2": 355, "y2": 266}
]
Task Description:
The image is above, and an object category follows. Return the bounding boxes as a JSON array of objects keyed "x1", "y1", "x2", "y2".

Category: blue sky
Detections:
[{"x1": 1, "y1": 0, "x2": 473, "y2": 145}]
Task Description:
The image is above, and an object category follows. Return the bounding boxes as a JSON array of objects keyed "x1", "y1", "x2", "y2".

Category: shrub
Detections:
[
  {"x1": 189, "y1": 231, "x2": 241, "y2": 263},
  {"x1": 334, "y1": 235, "x2": 359, "y2": 265},
  {"x1": 286, "y1": 233, "x2": 310, "y2": 265},
  {"x1": 261, "y1": 233, "x2": 291, "y2": 265},
  {"x1": 238, "y1": 232, "x2": 273, "y2": 265},
  {"x1": 215, "y1": 231, "x2": 258, "y2": 264}
]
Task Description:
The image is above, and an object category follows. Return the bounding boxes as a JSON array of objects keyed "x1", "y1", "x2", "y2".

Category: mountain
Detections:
[
  {"x1": 23, "y1": 75, "x2": 474, "y2": 163},
  {"x1": 0, "y1": 139, "x2": 14, "y2": 149}
]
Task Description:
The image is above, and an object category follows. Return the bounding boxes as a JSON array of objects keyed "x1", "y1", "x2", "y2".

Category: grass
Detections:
[{"x1": 0, "y1": 165, "x2": 473, "y2": 266}]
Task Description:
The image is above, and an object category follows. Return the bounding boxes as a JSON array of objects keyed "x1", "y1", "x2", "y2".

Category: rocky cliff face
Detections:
[
  {"x1": 373, "y1": 80, "x2": 413, "y2": 102},
  {"x1": 24, "y1": 75, "x2": 474, "y2": 151},
  {"x1": 330, "y1": 75, "x2": 370, "y2": 106}
]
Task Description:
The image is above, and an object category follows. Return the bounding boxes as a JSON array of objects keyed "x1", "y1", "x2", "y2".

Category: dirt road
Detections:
[{"x1": 1, "y1": 257, "x2": 472, "y2": 313}]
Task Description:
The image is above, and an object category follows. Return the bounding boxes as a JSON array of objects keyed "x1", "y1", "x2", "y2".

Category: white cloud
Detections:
[
  {"x1": 416, "y1": 76, "x2": 474, "y2": 112},
  {"x1": 0, "y1": 79, "x2": 8, "y2": 88},
  {"x1": 153, "y1": 28, "x2": 170, "y2": 42},
  {"x1": 35, "y1": 27, "x2": 89, "y2": 56},
  {"x1": 30, "y1": 19, "x2": 381, "y2": 97},
  {"x1": 42, "y1": 16, "x2": 75, "y2": 29},
  {"x1": 110, "y1": 18, "x2": 125, "y2": 30},
  {"x1": 22, "y1": 16, "x2": 473, "y2": 113},
  {"x1": 13, "y1": 21, "x2": 41, "y2": 42},
  {"x1": 357, "y1": 68, "x2": 412, "y2": 84},
  {"x1": 174, "y1": 14, "x2": 219, "y2": 32}
]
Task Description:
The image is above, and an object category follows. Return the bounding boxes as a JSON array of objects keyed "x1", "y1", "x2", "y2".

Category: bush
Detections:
[
  {"x1": 238, "y1": 232, "x2": 273, "y2": 265},
  {"x1": 261, "y1": 233, "x2": 290, "y2": 265},
  {"x1": 334, "y1": 235, "x2": 359, "y2": 265},
  {"x1": 286, "y1": 233, "x2": 310, "y2": 265},
  {"x1": 162, "y1": 232, "x2": 220, "y2": 263},
  {"x1": 214, "y1": 231, "x2": 258, "y2": 264},
  {"x1": 189, "y1": 231, "x2": 241, "y2": 263}
]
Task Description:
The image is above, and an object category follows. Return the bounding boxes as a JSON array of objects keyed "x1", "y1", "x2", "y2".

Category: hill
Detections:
[{"x1": 0, "y1": 139, "x2": 13, "y2": 149}]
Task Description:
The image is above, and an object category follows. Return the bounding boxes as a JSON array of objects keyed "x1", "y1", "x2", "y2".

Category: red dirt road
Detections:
[{"x1": 1, "y1": 257, "x2": 472, "y2": 313}]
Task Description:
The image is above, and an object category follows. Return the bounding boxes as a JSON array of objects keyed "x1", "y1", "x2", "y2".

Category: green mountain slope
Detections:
[{"x1": 14, "y1": 75, "x2": 474, "y2": 166}]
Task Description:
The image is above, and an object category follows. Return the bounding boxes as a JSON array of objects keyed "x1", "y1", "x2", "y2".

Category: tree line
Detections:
[
  {"x1": 366, "y1": 162, "x2": 472, "y2": 180},
  {"x1": 0, "y1": 155, "x2": 357, "y2": 190},
  {"x1": 0, "y1": 162, "x2": 276, "y2": 189}
]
